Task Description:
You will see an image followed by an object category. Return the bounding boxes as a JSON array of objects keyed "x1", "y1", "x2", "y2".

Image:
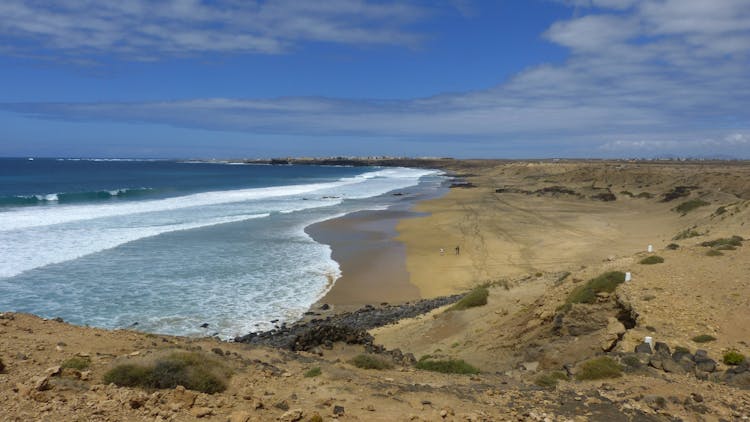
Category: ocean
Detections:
[{"x1": 0, "y1": 158, "x2": 443, "y2": 338}]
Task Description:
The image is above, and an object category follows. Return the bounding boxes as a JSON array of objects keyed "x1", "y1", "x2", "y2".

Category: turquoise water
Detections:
[{"x1": 0, "y1": 158, "x2": 443, "y2": 337}]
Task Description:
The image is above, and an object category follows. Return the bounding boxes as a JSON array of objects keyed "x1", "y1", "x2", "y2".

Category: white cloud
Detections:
[{"x1": 0, "y1": 0, "x2": 426, "y2": 58}]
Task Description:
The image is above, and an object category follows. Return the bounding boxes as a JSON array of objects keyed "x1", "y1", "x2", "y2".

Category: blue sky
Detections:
[{"x1": 1, "y1": 0, "x2": 749, "y2": 158}]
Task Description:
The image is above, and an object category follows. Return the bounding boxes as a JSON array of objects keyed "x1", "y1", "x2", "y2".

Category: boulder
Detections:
[
  {"x1": 635, "y1": 342, "x2": 653, "y2": 354},
  {"x1": 654, "y1": 342, "x2": 671, "y2": 356},
  {"x1": 661, "y1": 358, "x2": 686, "y2": 374},
  {"x1": 695, "y1": 358, "x2": 717, "y2": 373}
]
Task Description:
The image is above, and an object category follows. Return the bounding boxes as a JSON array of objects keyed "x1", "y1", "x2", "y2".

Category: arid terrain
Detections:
[{"x1": 2, "y1": 160, "x2": 750, "y2": 421}]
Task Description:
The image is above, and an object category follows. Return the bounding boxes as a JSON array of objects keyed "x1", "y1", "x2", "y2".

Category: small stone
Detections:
[
  {"x1": 280, "y1": 409, "x2": 304, "y2": 422},
  {"x1": 45, "y1": 366, "x2": 61, "y2": 376},
  {"x1": 643, "y1": 395, "x2": 667, "y2": 410},
  {"x1": 333, "y1": 405, "x2": 345, "y2": 416},
  {"x1": 365, "y1": 404, "x2": 375, "y2": 411},
  {"x1": 31, "y1": 376, "x2": 51, "y2": 391},
  {"x1": 421, "y1": 399, "x2": 432, "y2": 405},
  {"x1": 691, "y1": 393, "x2": 704, "y2": 403},
  {"x1": 190, "y1": 407, "x2": 213, "y2": 418},
  {"x1": 274, "y1": 400, "x2": 289, "y2": 411}
]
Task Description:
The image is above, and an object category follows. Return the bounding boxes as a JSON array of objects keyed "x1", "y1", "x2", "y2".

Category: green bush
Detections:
[
  {"x1": 706, "y1": 249, "x2": 724, "y2": 257},
  {"x1": 715, "y1": 245, "x2": 737, "y2": 251},
  {"x1": 723, "y1": 351, "x2": 746, "y2": 365},
  {"x1": 534, "y1": 371, "x2": 567, "y2": 388},
  {"x1": 415, "y1": 358, "x2": 479, "y2": 374},
  {"x1": 673, "y1": 229, "x2": 701, "y2": 240},
  {"x1": 715, "y1": 206, "x2": 727, "y2": 215},
  {"x1": 575, "y1": 357, "x2": 622, "y2": 380},
  {"x1": 304, "y1": 367, "x2": 322, "y2": 378},
  {"x1": 61, "y1": 356, "x2": 91, "y2": 370},
  {"x1": 692, "y1": 334, "x2": 716, "y2": 343},
  {"x1": 701, "y1": 236, "x2": 744, "y2": 248},
  {"x1": 103, "y1": 351, "x2": 230, "y2": 393},
  {"x1": 673, "y1": 199, "x2": 710, "y2": 214},
  {"x1": 449, "y1": 285, "x2": 489, "y2": 311},
  {"x1": 666, "y1": 243, "x2": 680, "y2": 250},
  {"x1": 636, "y1": 192, "x2": 653, "y2": 199},
  {"x1": 639, "y1": 255, "x2": 664, "y2": 265},
  {"x1": 619, "y1": 191, "x2": 634, "y2": 197},
  {"x1": 349, "y1": 354, "x2": 393, "y2": 370},
  {"x1": 566, "y1": 272, "x2": 626, "y2": 304}
]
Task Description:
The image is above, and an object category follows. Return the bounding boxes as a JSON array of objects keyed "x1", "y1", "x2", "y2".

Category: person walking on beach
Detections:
[
  {"x1": 455, "y1": 245, "x2": 460, "y2": 255},
  {"x1": 440, "y1": 248, "x2": 445, "y2": 255}
]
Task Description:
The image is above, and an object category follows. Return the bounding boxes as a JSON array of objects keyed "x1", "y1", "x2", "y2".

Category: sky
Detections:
[{"x1": 1, "y1": 0, "x2": 749, "y2": 159}]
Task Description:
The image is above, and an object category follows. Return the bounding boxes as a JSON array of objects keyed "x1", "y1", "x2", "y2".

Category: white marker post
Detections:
[
  {"x1": 644, "y1": 336, "x2": 654, "y2": 347},
  {"x1": 647, "y1": 244, "x2": 653, "y2": 253},
  {"x1": 625, "y1": 272, "x2": 632, "y2": 282}
]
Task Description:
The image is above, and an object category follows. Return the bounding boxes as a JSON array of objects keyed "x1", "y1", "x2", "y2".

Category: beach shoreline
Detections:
[{"x1": 304, "y1": 174, "x2": 449, "y2": 313}]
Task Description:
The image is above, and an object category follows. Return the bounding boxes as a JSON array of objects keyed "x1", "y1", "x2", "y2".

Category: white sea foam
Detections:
[
  {"x1": 0, "y1": 167, "x2": 435, "y2": 232},
  {"x1": 0, "y1": 167, "x2": 437, "y2": 280},
  {"x1": 0, "y1": 213, "x2": 270, "y2": 279}
]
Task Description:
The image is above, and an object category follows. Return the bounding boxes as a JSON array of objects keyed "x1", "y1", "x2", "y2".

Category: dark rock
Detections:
[
  {"x1": 320, "y1": 304, "x2": 330, "y2": 310},
  {"x1": 211, "y1": 347, "x2": 224, "y2": 356},
  {"x1": 236, "y1": 295, "x2": 464, "y2": 351},
  {"x1": 52, "y1": 317, "x2": 64, "y2": 323},
  {"x1": 661, "y1": 358, "x2": 686, "y2": 374},
  {"x1": 691, "y1": 393, "x2": 704, "y2": 403},
  {"x1": 635, "y1": 342, "x2": 653, "y2": 354},
  {"x1": 725, "y1": 372, "x2": 750, "y2": 387},
  {"x1": 726, "y1": 361, "x2": 749, "y2": 375},
  {"x1": 695, "y1": 358, "x2": 717, "y2": 373},
  {"x1": 643, "y1": 395, "x2": 667, "y2": 410},
  {"x1": 649, "y1": 356, "x2": 664, "y2": 371},
  {"x1": 678, "y1": 356, "x2": 696, "y2": 372},
  {"x1": 694, "y1": 349, "x2": 708, "y2": 359},
  {"x1": 672, "y1": 350, "x2": 693, "y2": 362},
  {"x1": 654, "y1": 342, "x2": 671, "y2": 356},
  {"x1": 333, "y1": 405, "x2": 345, "y2": 416},
  {"x1": 274, "y1": 400, "x2": 289, "y2": 411},
  {"x1": 420, "y1": 399, "x2": 432, "y2": 405},
  {"x1": 200, "y1": 323, "x2": 209, "y2": 328}
]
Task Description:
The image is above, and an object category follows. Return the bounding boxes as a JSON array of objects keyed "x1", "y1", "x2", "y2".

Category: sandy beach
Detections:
[{"x1": 305, "y1": 209, "x2": 420, "y2": 310}]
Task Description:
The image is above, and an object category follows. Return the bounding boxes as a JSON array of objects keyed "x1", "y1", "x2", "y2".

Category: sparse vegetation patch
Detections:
[
  {"x1": 61, "y1": 356, "x2": 91, "y2": 371},
  {"x1": 535, "y1": 371, "x2": 567, "y2": 388},
  {"x1": 673, "y1": 199, "x2": 710, "y2": 214},
  {"x1": 639, "y1": 255, "x2": 664, "y2": 265},
  {"x1": 566, "y1": 271, "x2": 626, "y2": 304},
  {"x1": 449, "y1": 285, "x2": 489, "y2": 311},
  {"x1": 666, "y1": 243, "x2": 680, "y2": 250},
  {"x1": 701, "y1": 236, "x2": 743, "y2": 248},
  {"x1": 576, "y1": 357, "x2": 622, "y2": 380},
  {"x1": 304, "y1": 367, "x2": 322, "y2": 377},
  {"x1": 415, "y1": 358, "x2": 480, "y2": 374},
  {"x1": 692, "y1": 334, "x2": 716, "y2": 343},
  {"x1": 103, "y1": 351, "x2": 231, "y2": 393},
  {"x1": 706, "y1": 249, "x2": 724, "y2": 257},
  {"x1": 349, "y1": 354, "x2": 393, "y2": 370},
  {"x1": 723, "y1": 351, "x2": 746, "y2": 366},
  {"x1": 661, "y1": 186, "x2": 698, "y2": 202},
  {"x1": 673, "y1": 228, "x2": 701, "y2": 240}
]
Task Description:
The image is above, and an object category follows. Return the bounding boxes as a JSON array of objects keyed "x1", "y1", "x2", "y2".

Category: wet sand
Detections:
[{"x1": 305, "y1": 209, "x2": 422, "y2": 311}]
